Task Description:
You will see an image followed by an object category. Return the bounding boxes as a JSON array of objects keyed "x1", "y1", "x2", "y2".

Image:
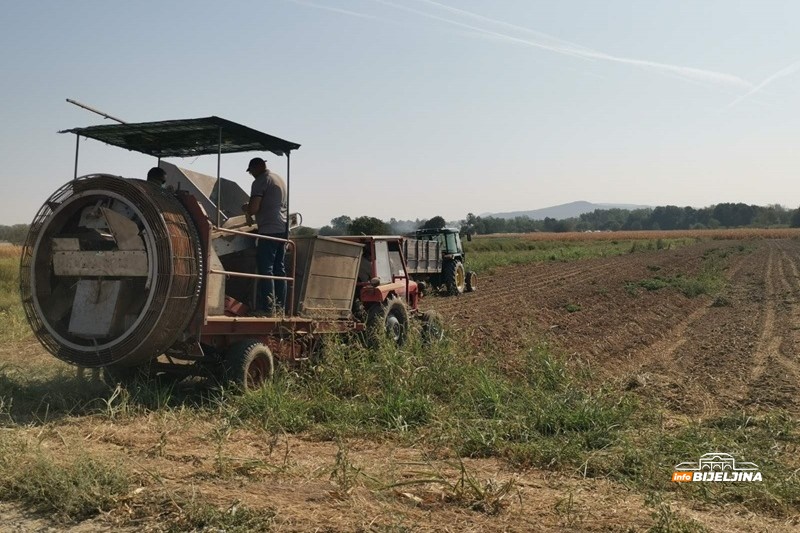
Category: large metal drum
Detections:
[{"x1": 20, "y1": 175, "x2": 203, "y2": 368}]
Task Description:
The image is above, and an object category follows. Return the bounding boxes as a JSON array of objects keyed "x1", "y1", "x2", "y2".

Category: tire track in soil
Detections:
[
  {"x1": 748, "y1": 244, "x2": 778, "y2": 386},
  {"x1": 607, "y1": 254, "x2": 748, "y2": 374},
  {"x1": 599, "y1": 247, "x2": 754, "y2": 415},
  {"x1": 423, "y1": 240, "x2": 800, "y2": 415},
  {"x1": 659, "y1": 240, "x2": 800, "y2": 414},
  {"x1": 430, "y1": 259, "x2": 620, "y2": 317},
  {"x1": 743, "y1": 241, "x2": 800, "y2": 409},
  {"x1": 547, "y1": 243, "x2": 730, "y2": 372},
  {"x1": 425, "y1": 257, "x2": 626, "y2": 358},
  {"x1": 423, "y1": 241, "x2": 724, "y2": 363},
  {"x1": 779, "y1": 242, "x2": 800, "y2": 355}
]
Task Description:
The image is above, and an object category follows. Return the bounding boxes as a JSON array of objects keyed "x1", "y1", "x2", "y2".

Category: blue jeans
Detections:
[{"x1": 256, "y1": 234, "x2": 287, "y2": 313}]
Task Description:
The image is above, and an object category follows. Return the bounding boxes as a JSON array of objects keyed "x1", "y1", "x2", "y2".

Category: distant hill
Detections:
[{"x1": 482, "y1": 201, "x2": 651, "y2": 221}]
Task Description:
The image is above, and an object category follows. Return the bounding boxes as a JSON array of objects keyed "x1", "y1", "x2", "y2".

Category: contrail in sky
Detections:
[
  {"x1": 412, "y1": 0, "x2": 601, "y2": 57},
  {"x1": 374, "y1": 0, "x2": 753, "y2": 90},
  {"x1": 726, "y1": 59, "x2": 800, "y2": 108},
  {"x1": 288, "y1": 0, "x2": 758, "y2": 93}
]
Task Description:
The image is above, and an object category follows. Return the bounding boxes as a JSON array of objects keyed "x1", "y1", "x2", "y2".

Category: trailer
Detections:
[{"x1": 404, "y1": 228, "x2": 476, "y2": 295}]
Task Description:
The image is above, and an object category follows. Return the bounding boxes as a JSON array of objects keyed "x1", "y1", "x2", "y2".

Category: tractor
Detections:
[
  {"x1": 19, "y1": 116, "x2": 442, "y2": 390},
  {"x1": 404, "y1": 227, "x2": 476, "y2": 296}
]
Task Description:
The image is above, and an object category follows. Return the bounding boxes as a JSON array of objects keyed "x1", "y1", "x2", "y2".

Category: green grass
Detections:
[
  {"x1": 464, "y1": 238, "x2": 698, "y2": 274},
  {"x1": 218, "y1": 337, "x2": 635, "y2": 470}
]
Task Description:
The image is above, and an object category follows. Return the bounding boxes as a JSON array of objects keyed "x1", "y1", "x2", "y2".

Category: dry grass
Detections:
[
  {"x1": 481, "y1": 228, "x2": 800, "y2": 241},
  {"x1": 0, "y1": 246, "x2": 25, "y2": 343},
  {"x1": 0, "y1": 244, "x2": 21, "y2": 259}
]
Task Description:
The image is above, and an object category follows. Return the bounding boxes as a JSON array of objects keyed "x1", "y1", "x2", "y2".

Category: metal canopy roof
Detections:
[{"x1": 60, "y1": 116, "x2": 301, "y2": 158}]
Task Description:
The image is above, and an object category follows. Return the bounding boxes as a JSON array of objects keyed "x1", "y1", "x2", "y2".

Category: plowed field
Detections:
[{"x1": 424, "y1": 238, "x2": 800, "y2": 416}]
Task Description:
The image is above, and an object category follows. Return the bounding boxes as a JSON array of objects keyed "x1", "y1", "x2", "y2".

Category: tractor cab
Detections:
[{"x1": 413, "y1": 227, "x2": 465, "y2": 258}]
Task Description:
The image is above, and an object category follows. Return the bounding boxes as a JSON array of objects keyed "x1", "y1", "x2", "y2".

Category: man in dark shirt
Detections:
[{"x1": 243, "y1": 157, "x2": 288, "y2": 315}]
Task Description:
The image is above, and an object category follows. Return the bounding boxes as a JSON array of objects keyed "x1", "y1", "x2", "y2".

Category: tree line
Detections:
[
  {"x1": 305, "y1": 203, "x2": 800, "y2": 237},
  {"x1": 0, "y1": 224, "x2": 29, "y2": 245},
  {"x1": 464, "y1": 203, "x2": 800, "y2": 234},
  {"x1": 4, "y1": 203, "x2": 800, "y2": 243}
]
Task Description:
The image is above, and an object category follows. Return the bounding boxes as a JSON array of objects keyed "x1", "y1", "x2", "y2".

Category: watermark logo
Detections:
[{"x1": 672, "y1": 453, "x2": 762, "y2": 482}]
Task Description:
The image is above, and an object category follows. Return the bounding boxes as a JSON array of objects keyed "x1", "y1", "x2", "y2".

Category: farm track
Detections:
[{"x1": 423, "y1": 239, "x2": 800, "y2": 415}]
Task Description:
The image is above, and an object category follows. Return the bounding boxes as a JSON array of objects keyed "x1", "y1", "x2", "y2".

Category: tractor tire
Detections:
[
  {"x1": 365, "y1": 297, "x2": 409, "y2": 348},
  {"x1": 223, "y1": 339, "x2": 274, "y2": 390},
  {"x1": 421, "y1": 310, "x2": 445, "y2": 344},
  {"x1": 465, "y1": 271, "x2": 477, "y2": 292},
  {"x1": 443, "y1": 260, "x2": 466, "y2": 296}
]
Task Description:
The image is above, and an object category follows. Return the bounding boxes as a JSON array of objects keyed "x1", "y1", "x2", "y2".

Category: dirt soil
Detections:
[
  {"x1": 3, "y1": 239, "x2": 800, "y2": 531},
  {"x1": 424, "y1": 239, "x2": 800, "y2": 417}
]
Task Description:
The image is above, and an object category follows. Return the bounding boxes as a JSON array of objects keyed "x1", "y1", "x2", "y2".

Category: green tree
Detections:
[
  {"x1": 291, "y1": 226, "x2": 317, "y2": 237},
  {"x1": 791, "y1": 208, "x2": 800, "y2": 228},
  {"x1": 330, "y1": 215, "x2": 352, "y2": 234},
  {"x1": 421, "y1": 215, "x2": 447, "y2": 229},
  {"x1": 348, "y1": 216, "x2": 389, "y2": 235},
  {"x1": 0, "y1": 224, "x2": 29, "y2": 245}
]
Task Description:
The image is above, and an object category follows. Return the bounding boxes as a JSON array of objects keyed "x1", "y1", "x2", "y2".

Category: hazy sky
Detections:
[{"x1": 1, "y1": 1, "x2": 799, "y2": 227}]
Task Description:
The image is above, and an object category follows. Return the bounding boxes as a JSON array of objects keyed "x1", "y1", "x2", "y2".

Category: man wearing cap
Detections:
[
  {"x1": 146, "y1": 167, "x2": 167, "y2": 187},
  {"x1": 243, "y1": 157, "x2": 288, "y2": 316}
]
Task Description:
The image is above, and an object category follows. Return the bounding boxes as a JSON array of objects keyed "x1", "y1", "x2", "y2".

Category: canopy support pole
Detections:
[
  {"x1": 285, "y1": 151, "x2": 291, "y2": 237},
  {"x1": 216, "y1": 127, "x2": 222, "y2": 228},
  {"x1": 73, "y1": 135, "x2": 80, "y2": 180}
]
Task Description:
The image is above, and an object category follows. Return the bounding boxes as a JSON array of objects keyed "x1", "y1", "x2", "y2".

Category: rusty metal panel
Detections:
[
  {"x1": 206, "y1": 247, "x2": 226, "y2": 316},
  {"x1": 53, "y1": 250, "x2": 148, "y2": 277},
  {"x1": 68, "y1": 279, "x2": 123, "y2": 338},
  {"x1": 293, "y1": 236, "x2": 362, "y2": 318}
]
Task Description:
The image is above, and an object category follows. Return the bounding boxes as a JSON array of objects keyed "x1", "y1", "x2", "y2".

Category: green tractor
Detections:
[{"x1": 405, "y1": 227, "x2": 476, "y2": 296}]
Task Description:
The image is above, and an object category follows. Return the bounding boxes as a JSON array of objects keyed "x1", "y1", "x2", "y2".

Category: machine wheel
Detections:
[
  {"x1": 443, "y1": 260, "x2": 466, "y2": 296},
  {"x1": 465, "y1": 271, "x2": 477, "y2": 292},
  {"x1": 365, "y1": 297, "x2": 409, "y2": 348},
  {"x1": 421, "y1": 310, "x2": 445, "y2": 344},
  {"x1": 224, "y1": 339, "x2": 274, "y2": 390}
]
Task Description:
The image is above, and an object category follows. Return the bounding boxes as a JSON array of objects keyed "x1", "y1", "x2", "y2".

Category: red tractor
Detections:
[{"x1": 20, "y1": 117, "x2": 442, "y2": 390}]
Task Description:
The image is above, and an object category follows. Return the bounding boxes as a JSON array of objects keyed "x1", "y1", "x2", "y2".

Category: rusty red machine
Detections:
[{"x1": 20, "y1": 117, "x2": 443, "y2": 389}]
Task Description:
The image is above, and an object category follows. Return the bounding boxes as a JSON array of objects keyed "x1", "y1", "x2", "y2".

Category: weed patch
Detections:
[
  {"x1": 587, "y1": 410, "x2": 800, "y2": 518},
  {"x1": 629, "y1": 246, "x2": 729, "y2": 298},
  {"x1": 0, "y1": 439, "x2": 131, "y2": 521},
  {"x1": 162, "y1": 500, "x2": 276, "y2": 532}
]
